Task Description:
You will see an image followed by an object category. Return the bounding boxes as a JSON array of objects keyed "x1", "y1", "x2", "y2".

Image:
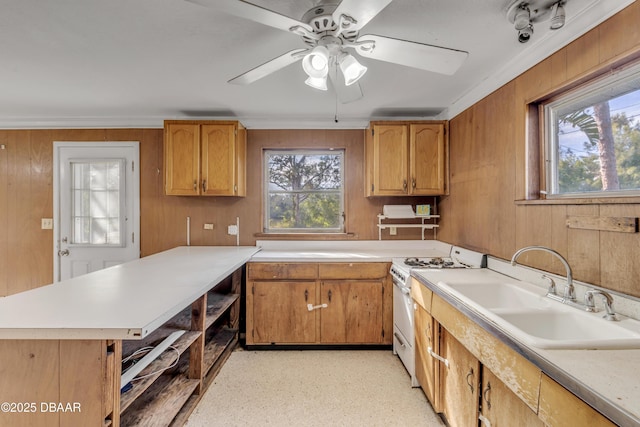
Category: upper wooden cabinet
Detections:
[
  {"x1": 365, "y1": 121, "x2": 447, "y2": 196},
  {"x1": 164, "y1": 120, "x2": 246, "y2": 196}
]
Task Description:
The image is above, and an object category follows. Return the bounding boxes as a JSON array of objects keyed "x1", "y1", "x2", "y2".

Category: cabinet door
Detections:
[
  {"x1": 320, "y1": 280, "x2": 383, "y2": 343},
  {"x1": 371, "y1": 124, "x2": 409, "y2": 195},
  {"x1": 250, "y1": 281, "x2": 316, "y2": 344},
  {"x1": 410, "y1": 123, "x2": 446, "y2": 195},
  {"x1": 164, "y1": 123, "x2": 200, "y2": 195},
  {"x1": 414, "y1": 303, "x2": 441, "y2": 412},
  {"x1": 440, "y1": 328, "x2": 480, "y2": 427},
  {"x1": 479, "y1": 367, "x2": 544, "y2": 427},
  {"x1": 201, "y1": 124, "x2": 237, "y2": 196}
]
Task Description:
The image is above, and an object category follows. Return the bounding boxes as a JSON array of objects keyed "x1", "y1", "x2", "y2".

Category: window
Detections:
[
  {"x1": 71, "y1": 159, "x2": 125, "y2": 245},
  {"x1": 264, "y1": 150, "x2": 344, "y2": 233},
  {"x1": 544, "y1": 63, "x2": 640, "y2": 198}
]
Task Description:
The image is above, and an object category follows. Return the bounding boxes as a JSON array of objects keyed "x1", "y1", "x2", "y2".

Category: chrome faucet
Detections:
[
  {"x1": 511, "y1": 246, "x2": 576, "y2": 302},
  {"x1": 585, "y1": 290, "x2": 618, "y2": 321}
]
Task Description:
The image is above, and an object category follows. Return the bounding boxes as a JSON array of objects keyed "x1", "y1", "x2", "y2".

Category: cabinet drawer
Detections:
[
  {"x1": 247, "y1": 263, "x2": 318, "y2": 280},
  {"x1": 432, "y1": 293, "x2": 542, "y2": 413},
  {"x1": 411, "y1": 278, "x2": 433, "y2": 312},
  {"x1": 318, "y1": 262, "x2": 389, "y2": 279},
  {"x1": 538, "y1": 374, "x2": 616, "y2": 427}
]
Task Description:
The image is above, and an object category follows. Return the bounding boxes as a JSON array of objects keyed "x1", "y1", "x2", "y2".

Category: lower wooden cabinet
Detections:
[
  {"x1": 320, "y1": 280, "x2": 384, "y2": 344},
  {"x1": 414, "y1": 302, "x2": 441, "y2": 412},
  {"x1": 440, "y1": 328, "x2": 480, "y2": 427},
  {"x1": 246, "y1": 262, "x2": 391, "y2": 346},
  {"x1": 411, "y1": 278, "x2": 618, "y2": 427},
  {"x1": 252, "y1": 281, "x2": 316, "y2": 344},
  {"x1": 480, "y1": 367, "x2": 544, "y2": 427}
]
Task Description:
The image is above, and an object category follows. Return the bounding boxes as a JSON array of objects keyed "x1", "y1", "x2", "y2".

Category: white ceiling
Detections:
[{"x1": 0, "y1": 0, "x2": 633, "y2": 129}]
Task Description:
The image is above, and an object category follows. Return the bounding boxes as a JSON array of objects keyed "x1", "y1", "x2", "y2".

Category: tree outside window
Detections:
[
  {"x1": 264, "y1": 150, "x2": 344, "y2": 232},
  {"x1": 546, "y1": 65, "x2": 640, "y2": 197}
]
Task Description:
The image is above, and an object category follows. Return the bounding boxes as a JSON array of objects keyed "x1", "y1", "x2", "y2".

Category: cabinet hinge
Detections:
[
  {"x1": 371, "y1": 184, "x2": 374, "y2": 192},
  {"x1": 371, "y1": 128, "x2": 374, "y2": 136},
  {"x1": 252, "y1": 285, "x2": 254, "y2": 295},
  {"x1": 382, "y1": 328, "x2": 385, "y2": 338}
]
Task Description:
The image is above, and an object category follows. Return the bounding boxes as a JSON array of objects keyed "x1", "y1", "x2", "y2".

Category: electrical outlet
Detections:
[
  {"x1": 204, "y1": 223, "x2": 214, "y2": 230},
  {"x1": 41, "y1": 218, "x2": 53, "y2": 229},
  {"x1": 390, "y1": 226, "x2": 397, "y2": 235},
  {"x1": 227, "y1": 225, "x2": 238, "y2": 235}
]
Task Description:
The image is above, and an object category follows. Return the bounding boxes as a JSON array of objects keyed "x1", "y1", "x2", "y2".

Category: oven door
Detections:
[{"x1": 392, "y1": 279, "x2": 414, "y2": 344}]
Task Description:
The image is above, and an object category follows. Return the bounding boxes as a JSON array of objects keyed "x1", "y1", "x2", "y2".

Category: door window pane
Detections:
[{"x1": 70, "y1": 159, "x2": 124, "y2": 245}]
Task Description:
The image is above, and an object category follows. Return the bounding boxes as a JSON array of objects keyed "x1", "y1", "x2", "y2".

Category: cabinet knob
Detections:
[
  {"x1": 403, "y1": 180, "x2": 407, "y2": 191},
  {"x1": 412, "y1": 178, "x2": 416, "y2": 189},
  {"x1": 202, "y1": 179, "x2": 207, "y2": 193},
  {"x1": 193, "y1": 180, "x2": 197, "y2": 191}
]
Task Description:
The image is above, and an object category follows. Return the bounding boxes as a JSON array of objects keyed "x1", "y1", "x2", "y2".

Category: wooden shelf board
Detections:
[
  {"x1": 377, "y1": 224, "x2": 439, "y2": 229},
  {"x1": 204, "y1": 328, "x2": 237, "y2": 375},
  {"x1": 120, "y1": 330, "x2": 201, "y2": 413},
  {"x1": 164, "y1": 293, "x2": 239, "y2": 331},
  {"x1": 119, "y1": 374, "x2": 200, "y2": 427}
]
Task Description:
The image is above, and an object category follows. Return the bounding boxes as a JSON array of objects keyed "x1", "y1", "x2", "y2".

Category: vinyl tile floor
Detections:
[{"x1": 185, "y1": 348, "x2": 445, "y2": 427}]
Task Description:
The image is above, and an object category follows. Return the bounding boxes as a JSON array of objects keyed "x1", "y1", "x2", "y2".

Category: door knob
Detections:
[{"x1": 58, "y1": 249, "x2": 70, "y2": 257}]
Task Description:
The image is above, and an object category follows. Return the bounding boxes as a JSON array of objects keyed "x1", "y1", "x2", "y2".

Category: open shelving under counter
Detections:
[{"x1": 0, "y1": 246, "x2": 259, "y2": 427}]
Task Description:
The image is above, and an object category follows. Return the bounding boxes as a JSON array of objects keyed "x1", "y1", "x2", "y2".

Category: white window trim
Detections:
[{"x1": 544, "y1": 61, "x2": 640, "y2": 199}]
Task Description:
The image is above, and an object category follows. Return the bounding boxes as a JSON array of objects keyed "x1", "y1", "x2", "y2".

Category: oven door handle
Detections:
[
  {"x1": 393, "y1": 281, "x2": 411, "y2": 295},
  {"x1": 394, "y1": 332, "x2": 407, "y2": 348}
]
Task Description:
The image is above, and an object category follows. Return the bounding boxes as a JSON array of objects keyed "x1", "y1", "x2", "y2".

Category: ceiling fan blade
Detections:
[
  {"x1": 332, "y1": 0, "x2": 393, "y2": 31},
  {"x1": 186, "y1": 0, "x2": 313, "y2": 33},
  {"x1": 228, "y1": 48, "x2": 308, "y2": 85},
  {"x1": 328, "y1": 62, "x2": 363, "y2": 104},
  {"x1": 355, "y1": 34, "x2": 468, "y2": 75}
]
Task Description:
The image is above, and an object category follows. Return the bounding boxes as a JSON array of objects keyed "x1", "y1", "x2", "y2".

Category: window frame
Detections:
[
  {"x1": 263, "y1": 149, "x2": 345, "y2": 234},
  {"x1": 541, "y1": 61, "x2": 640, "y2": 200}
]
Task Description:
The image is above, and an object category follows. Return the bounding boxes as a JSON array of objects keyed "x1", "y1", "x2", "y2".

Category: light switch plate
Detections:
[
  {"x1": 41, "y1": 218, "x2": 53, "y2": 229},
  {"x1": 204, "y1": 223, "x2": 214, "y2": 230},
  {"x1": 227, "y1": 225, "x2": 238, "y2": 235}
]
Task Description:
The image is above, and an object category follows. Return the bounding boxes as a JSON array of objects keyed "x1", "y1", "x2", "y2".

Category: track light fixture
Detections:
[
  {"x1": 506, "y1": 0, "x2": 568, "y2": 44},
  {"x1": 514, "y1": 5, "x2": 533, "y2": 43},
  {"x1": 549, "y1": 2, "x2": 566, "y2": 30}
]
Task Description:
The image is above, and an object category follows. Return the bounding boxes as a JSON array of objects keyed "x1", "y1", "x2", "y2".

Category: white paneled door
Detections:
[{"x1": 54, "y1": 142, "x2": 140, "y2": 281}]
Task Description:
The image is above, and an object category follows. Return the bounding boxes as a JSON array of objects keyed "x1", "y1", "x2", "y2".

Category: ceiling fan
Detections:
[{"x1": 187, "y1": 0, "x2": 469, "y2": 103}]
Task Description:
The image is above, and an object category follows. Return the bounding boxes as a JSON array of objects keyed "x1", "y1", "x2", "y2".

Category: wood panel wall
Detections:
[
  {"x1": 439, "y1": 2, "x2": 640, "y2": 297},
  {"x1": 0, "y1": 128, "x2": 431, "y2": 296}
]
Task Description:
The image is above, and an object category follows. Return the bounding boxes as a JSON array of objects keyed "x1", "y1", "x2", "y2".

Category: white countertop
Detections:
[
  {"x1": 251, "y1": 239, "x2": 452, "y2": 262},
  {"x1": 0, "y1": 246, "x2": 259, "y2": 340}
]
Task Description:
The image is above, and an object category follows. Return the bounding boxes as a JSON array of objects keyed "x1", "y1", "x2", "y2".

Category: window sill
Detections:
[
  {"x1": 515, "y1": 196, "x2": 640, "y2": 205},
  {"x1": 254, "y1": 232, "x2": 356, "y2": 240}
]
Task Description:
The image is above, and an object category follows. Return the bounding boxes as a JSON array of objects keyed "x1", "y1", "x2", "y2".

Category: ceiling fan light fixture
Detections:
[
  {"x1": 302, "y1": 46, "x2": 330, "y2": 78},
  {"x1": 304, "y1": 75, "x2": 328, "y2": 91},
  {"x1": 339, "y1": 53, "x2": 367, "y2": 86}
]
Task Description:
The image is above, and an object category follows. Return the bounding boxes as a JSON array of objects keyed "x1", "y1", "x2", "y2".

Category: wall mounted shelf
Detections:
[{"x1": 377, "y1": 214, "x2": 440, "y2": 240}]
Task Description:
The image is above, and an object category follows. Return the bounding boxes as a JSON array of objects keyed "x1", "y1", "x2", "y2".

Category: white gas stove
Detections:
[{"x1": 391, "y1": 246, "x2": 486, "y2": 387}]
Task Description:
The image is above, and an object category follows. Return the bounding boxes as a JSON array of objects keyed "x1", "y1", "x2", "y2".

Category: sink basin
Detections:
[
  {"x1": 495, "y1": 310, "x2": 640, "y2": 350},
  {"x1": 415, "y1": 269, "x2": 640, "y2": 350},
  {"x1": 444, "y1": 281, "x2": 551, "y2": 311}
]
